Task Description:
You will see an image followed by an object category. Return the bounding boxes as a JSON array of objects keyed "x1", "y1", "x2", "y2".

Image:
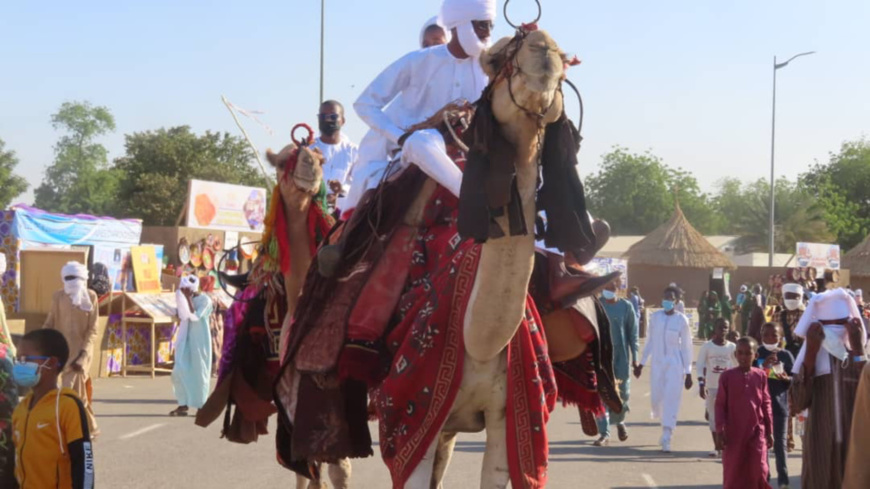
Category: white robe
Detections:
[
  {"x1": 339, "y1": 44, "x2": 488, "y2": 212},
  {"x1": 172, "y1": 292, "x2": 213, "y2": 409},
  {"x1": 641, "y1": 310, "x2": 693, "y2": 429},
  {"x1": 311, "y1": 134, "x2": 358, "y2": 196}
]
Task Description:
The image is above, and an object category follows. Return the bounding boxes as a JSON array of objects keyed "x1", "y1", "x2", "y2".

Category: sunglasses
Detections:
[
  {"x1": 16, "y1": 355, "x2": 50, "y2": 364},
  {"x1": 318, "y1": 113, "x2": 341, "y2": 122}
]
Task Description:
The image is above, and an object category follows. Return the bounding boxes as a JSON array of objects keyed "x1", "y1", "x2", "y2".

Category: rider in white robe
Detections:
[{"x1": 337, "y1": 0, "x2": 494, "y2": 217}]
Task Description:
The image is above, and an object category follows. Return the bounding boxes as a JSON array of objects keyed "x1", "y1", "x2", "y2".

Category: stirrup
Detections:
[{"x1": 317, "y1": 242, "x2": 345, "y2": 277}]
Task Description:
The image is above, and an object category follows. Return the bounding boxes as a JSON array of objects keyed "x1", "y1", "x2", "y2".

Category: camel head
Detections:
[
  {"x1": 265, "y1": 141, "x2": 324, "y2": 215},
  {"x1": 480, "y1": 29, "x2": 566, "y2": 150}
]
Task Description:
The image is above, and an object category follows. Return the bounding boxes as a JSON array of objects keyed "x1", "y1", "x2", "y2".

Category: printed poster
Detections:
[
  {"x1": 588, "y1": 257, "x2": 629, "y2": 289},
  {"x1": 130, "y1": 246, "x2": 161, "y2": 293},
  {"x1": 796, "y1": 242, "x2": 840, "y2": 271},
  {"x1": 185, "y1": 180, "x2": 267, "y2": 232},
  {"x1": 125, "y1": 292, "x2": 178, "y2": 322}
]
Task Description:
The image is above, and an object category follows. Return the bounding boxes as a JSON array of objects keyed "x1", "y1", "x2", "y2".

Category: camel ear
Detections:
[
  {"x1": 480, "y1": 37, "x2": 512, "y2": 78},
  {"x1": 265, "y1": 149, "x2": 279, "y2": 168}
]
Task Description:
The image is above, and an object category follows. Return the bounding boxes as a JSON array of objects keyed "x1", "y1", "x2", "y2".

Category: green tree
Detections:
[
  {"x1": 34, "y1": 101, "x2": 119, "y2": 215},
  {"x1": 585, "y1": 147, "x2": 722, "y2": 235},
  {"x1": 712, "y1": 178, "x2": 834, "y2": 253},
  {"x1": 801, "y1": 138, "x2": 870, "y2": 249},
  {"x1": 113, "y1": 126, "x2": 268, "y2": 226},
  {"x1": 0, "y1": 138, "x2": 29, "y2": 208}
]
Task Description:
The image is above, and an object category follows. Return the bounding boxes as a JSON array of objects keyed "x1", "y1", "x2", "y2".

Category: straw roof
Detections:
[
  {"x1": 844, "y1": 233, "x2": 870, "y2": 277},
  {"x1": 623, "y1": 204, "x2": 737, "y2": 269}
]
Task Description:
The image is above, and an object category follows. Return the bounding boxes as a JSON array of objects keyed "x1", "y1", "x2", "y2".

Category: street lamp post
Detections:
[
  {"x1": 769, "y1": 51, "x2": 815, "y2": 267},
  {"x1": 320, "y1": 0, "x2": 325, "y2": 104}
]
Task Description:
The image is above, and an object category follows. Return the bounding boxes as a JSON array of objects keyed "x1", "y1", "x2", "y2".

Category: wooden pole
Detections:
[{"x1": 221, "y1": 95, "x2": 275, "y2": 186}]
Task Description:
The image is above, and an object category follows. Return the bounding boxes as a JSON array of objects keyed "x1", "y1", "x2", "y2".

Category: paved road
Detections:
[{"x1": 92, "y1": 356, "x2": 804, "y2": 488}]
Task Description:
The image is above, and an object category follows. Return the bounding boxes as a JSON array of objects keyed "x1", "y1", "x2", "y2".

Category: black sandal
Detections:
[{"x1": 169, "y1": 406, "x2": 189, "y2": 417}]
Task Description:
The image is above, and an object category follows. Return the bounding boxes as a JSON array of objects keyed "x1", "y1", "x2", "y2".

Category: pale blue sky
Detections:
[{"x1": 1, "y1": 1, "x2": 868, "y2": 205}]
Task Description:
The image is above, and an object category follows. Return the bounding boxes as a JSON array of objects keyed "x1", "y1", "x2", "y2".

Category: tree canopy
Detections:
[
  {"x1": 585, "y1": 147, "x2": 722, "y2": 235},
  {"x1": 0, "y1": 138, "x2": 28, "y2": 209},
  {"x1": 34, "y1": 101, "x2": 119, "y2": 215},
  {"x1": 113, "y1": 126, "x2": 268, "y2": 226}
]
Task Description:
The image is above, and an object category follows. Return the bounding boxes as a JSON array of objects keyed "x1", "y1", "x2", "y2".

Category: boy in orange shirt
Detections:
[{"x1": 12, "y1": 329, "x2": 94, "y2": 489}]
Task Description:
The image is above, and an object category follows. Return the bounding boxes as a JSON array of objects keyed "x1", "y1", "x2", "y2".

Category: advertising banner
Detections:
[
  {"x1": 12, "y1": 205, "x2": 141, "y2": 246},
  {"x1": 130, "y1": 246, "x2": 161, "y2": 293},
  {"x1": 185, "y1": 180, "x2": 267, "y2": 232},
  {"x1": 588, "y1": 257, "x2": 629, "y2": 289},
  {"x1": 796, "y1": 242, "x2": 840, "y2": 271}
]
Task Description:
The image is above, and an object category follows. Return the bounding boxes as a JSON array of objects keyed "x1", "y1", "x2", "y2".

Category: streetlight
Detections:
[
  {"x1": 769, "y1": 50, "x2": 815, "y2": 267},
  {"x1": 320, "y1": 0, "x2": 325, "y2": 104}
]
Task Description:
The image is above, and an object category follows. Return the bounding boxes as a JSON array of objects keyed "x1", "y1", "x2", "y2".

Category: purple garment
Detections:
[
  {"x1": 716, "y1": 367, "x2": 773, "y2": 489},
  {"x1": 216, "y1": 285, "x2": 259, "y2": 383}
]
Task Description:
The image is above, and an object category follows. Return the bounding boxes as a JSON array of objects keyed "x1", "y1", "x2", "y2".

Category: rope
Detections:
[{"x1": 562, "y1": 78, "x2": 585, "y2": 138}]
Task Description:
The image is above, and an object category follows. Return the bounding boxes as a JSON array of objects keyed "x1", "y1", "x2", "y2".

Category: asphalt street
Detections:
[{"x1": 91, "y1": 344, "x2": 805, "y2": 488}]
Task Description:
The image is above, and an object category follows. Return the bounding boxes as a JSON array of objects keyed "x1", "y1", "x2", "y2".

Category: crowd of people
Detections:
[{"x1": 597, "y1": 280, "x2": 870, "y2": 489}]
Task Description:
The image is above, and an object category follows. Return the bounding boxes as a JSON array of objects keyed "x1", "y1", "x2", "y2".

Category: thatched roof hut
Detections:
[
  {"x1": 623, "y1": 204, "x2": 736, "y2": 270},
  {"x1": 844, "y1": 234, "x2": 870, "y2": 277}
]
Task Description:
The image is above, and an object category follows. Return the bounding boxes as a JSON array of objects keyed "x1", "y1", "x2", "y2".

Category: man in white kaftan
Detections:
[
  {"x1": 170, "y1": 275, "x2": 213, "y2": 416},
  {"x1": 337, "y1": 0, "x2": 494, "y2": 217},
  {"x1": 636, "y1": 285, "x2": 694, "y2": 452}
]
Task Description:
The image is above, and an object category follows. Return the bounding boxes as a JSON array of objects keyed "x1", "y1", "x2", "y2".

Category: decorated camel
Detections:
[
  {"x1": 275, "y1": 27, "x2": 621, "y2": 489},
  {"x1": 194, "y1": 128, "x2": 350, "y2": 489}
]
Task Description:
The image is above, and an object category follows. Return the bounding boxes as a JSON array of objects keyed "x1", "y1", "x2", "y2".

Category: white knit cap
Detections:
[
  {"x1": 782, "y1": 283, "x2": 804, "y2": 296},
  {"x1": 440, "y1": 0, "x2": 496, "y2": 29}
]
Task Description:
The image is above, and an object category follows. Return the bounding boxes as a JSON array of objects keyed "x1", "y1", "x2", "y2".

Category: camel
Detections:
[
  {"x1": 404, "y1": 29, "x2": 572, "y2": 489},
  {"x1": 265, "y1": 142, "x2": 352, "y2": 489}
]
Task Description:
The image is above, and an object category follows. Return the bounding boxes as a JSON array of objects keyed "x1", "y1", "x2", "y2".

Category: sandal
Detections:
[{"x1": 169, "y1": 406, "x2": 189, "y2": 417}]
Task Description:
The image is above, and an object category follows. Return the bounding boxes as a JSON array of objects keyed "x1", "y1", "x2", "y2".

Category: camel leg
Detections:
[
  {"x1": 295, "y1": 463, "x2": 327, "y2": 489},
  {"x1": 327, "y1": 458, "x2": 352, "y2": 489},
  {"x1": 431, "y1": 432, "x2": 458, "y2": 489},
  {"x1": 405, "y1": 436, "x2": 439, "y2": 489},
  {"x1": 480, "y1": 408, "x2": 509, "y2": 489}
]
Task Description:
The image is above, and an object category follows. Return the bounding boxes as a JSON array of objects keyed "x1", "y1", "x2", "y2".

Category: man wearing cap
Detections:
[
  {"x1": 43, "y1": 261, "x2": 100, "y2": 435},
  {"x1": 789, "y1": 288, "x2": 867, "y2": 488},
  {"x1": 780, "y1": 283, "x2": 806, "y2": 359},
  {"x1": 420, "y1": 16, "x2": 450, "y2": 48},
  {"x1": 170, "y1": 275, "x2": 214, "y2": 417},
  {"x1": 337, "y1": 0, "x2": 494, "y2": 218}
]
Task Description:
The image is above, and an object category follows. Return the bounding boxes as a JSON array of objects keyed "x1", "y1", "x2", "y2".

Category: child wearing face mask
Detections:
[
  {"x1": 12, "y1": 329, "x2": 94, "y2": 489},
  {"x1": 757, "y1": 322, "x2": 795, "y2": 489}
]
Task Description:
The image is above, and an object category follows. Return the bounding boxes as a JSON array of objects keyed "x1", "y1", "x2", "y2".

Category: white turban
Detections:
[
  {"x1": 420, "y1": 16, "x2": 451, "y2": 48},
  {"x1": 782, "y1": 283, "x2": 804, "y2": 296},
  {"x1": 739, "y1": 285, "x2": 748, "y2": 293},
  {"x1": 439, "y1": 0, "x2": 496, "y2": 29},
  {"x1": 792, "y1": 288, "x2": 866, "y2": 376},
  {"x1": 61, "y1": 261, "x2": 92, "y2": 312},
  {"x1": 180, "y1": 274, "x2": 200, "y2": 292}
]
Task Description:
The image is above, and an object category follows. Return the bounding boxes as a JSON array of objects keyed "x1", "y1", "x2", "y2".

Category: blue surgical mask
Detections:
[
  {"x1": 662, "y1": 300, "x2": 675, "y2": 312},
  {"x1": 13, "y1": 362, "x2": 43, "y2": 388},
  {"x1": 602, "y1": 290, "x2": 616, "y2": 300}
]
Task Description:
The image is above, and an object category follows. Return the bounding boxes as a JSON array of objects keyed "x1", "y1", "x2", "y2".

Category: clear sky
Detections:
[{"x1": 1, "y1": 0, "x2": 868, "y2": 205}]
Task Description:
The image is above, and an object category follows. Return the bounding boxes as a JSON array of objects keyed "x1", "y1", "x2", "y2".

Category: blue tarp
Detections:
[{"x1": 11, "y1": 205, "x2": 142, "y2": 246}]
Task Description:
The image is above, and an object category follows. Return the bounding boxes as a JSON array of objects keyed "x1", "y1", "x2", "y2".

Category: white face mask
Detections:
[
  {"x1": 455, "y1": 21, "x2": 488, "y2": 58},
  {"x1": 601, "y1": 290, "x2": 616, "y2": 300},
  {"x1": 784, "y1": 299, "x2": 803, "y2": 311},
  {"x1": 762, "y1": 342, "x2": 780, "y2": 351},
  {"x1": 822, "y1": 325, "x2": 849, "y2": 362}
]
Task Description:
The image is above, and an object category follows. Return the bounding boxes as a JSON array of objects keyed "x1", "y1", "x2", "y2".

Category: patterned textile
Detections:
[
  {"x1": 0, "y1": 344, "x2": 16, "y2": 487},
  {"x1": 373, "y1": 181, "x2": 556, "y2": 488},
  {"x1": 0, "y1": 211, "x2": 19, "y2": 314},
  {"x1": 104, "y1": 315, "x2": 175, "y2": 373}
]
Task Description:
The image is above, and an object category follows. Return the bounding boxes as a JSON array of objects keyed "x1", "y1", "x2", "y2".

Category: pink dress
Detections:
[{"x1": 715, "y1": 367, "x2": 773, "y2": 489}]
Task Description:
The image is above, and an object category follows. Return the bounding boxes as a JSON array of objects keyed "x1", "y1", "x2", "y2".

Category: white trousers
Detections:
[
  {"x1": 338, "y1": 129, "x2": 462, "y2": 214},
  {"x1": 649, "y1": 361, "x2": 685, "y2": 430}
]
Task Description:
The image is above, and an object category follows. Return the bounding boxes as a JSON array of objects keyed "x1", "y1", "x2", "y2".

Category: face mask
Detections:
[
  {"x1": 13, "y1": 362, "x2": 43, "y2": 388},
  {"x1": 784, "y1": 299, "x2": 802, "y2": 311},
  {"x1": 456, "y1": 21, "x2": 488, "y2": 58},
  {"x1": 601, "y1": 290, "x2": 616, "y2": 300},
  {"x1": 319, "y1": 120, "x2": 341, "y2": 136},
  {"x1": 821, "y1": 325, "x2": 849, "y2": 362},
  {"x1": 662, "y1": 300, "x2": 675, "y2": 312},
  {"x1": 762, "y1": 342, "x2": 780, "y2": 351}
]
